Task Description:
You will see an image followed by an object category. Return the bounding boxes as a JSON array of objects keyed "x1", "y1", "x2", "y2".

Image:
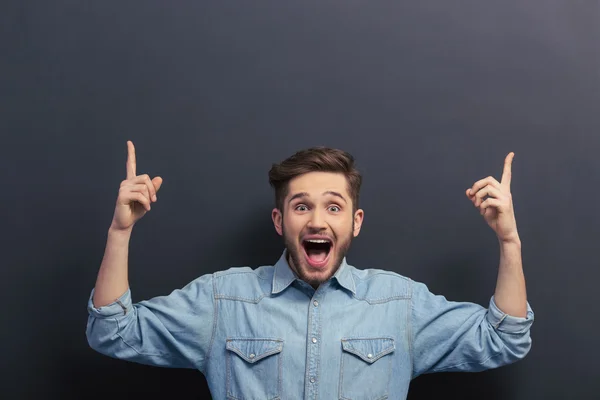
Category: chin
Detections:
[
  {"x1": 284, "y1": 231, "x2": 352, "y2": 286},
  {"x1": 301, "y1": 262, "x2": 336, "y2": 282},
  {"x1": 291, "y1": 246, "x2": 342, "y2": 286}
]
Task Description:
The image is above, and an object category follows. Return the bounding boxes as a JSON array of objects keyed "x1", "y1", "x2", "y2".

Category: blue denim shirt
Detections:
[{"x1": 87, "y1": 250, "x2": 534, "y2": 399}]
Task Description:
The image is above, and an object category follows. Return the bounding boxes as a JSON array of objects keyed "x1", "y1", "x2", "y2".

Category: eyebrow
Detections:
[{"x1": 288, "y1": 191, "x2": 348, "y2": 204}]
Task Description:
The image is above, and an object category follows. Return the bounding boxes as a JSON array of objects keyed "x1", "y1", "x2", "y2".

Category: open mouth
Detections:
[{"x1": 302, "y1": 238, "x2": 333, "y2": 267}]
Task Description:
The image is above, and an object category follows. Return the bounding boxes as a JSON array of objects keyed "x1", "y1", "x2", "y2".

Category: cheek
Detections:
[
  {"x1": 333, "y1": 218, "x2": 354, "y2": 235},
  {"x1": 282, "y1": 216, "x2": 304, "y2": 237}
]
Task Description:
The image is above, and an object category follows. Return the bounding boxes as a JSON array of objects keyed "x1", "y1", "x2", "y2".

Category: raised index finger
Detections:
[
  {"x1": 501, "y1": 152, "x2": 514, "y2": 188},
  {"x1": 126, "y1": 140, "x2": 136, "y2": 179}
]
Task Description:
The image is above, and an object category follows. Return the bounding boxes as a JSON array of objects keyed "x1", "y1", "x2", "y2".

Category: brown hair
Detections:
[{"x1": 268, "y1": 146, "x2": 362, "y2": 213}]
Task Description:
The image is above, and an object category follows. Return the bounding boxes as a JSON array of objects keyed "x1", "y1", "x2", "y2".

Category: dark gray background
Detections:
[{"x1": 2, "y1": 1, "x2": 599, "y2": 399}]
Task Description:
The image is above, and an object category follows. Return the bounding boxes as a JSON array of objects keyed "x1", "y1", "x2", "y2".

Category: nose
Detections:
[{"x1": 307, "y1": 209, "x2": 327, "y2": 230}]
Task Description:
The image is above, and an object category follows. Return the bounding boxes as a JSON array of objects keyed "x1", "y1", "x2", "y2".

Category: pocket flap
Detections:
[
  {"x1": 341, "y1": 337, "x2": 395, "y2": 364},
  {"x1": 226, "y1": 338, "x2": 283, "y2": 364}
]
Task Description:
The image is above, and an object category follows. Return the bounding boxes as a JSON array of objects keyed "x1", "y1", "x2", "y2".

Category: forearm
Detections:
[
  {"x1": 493, "y1": 238, "x2": 527, "y2": 318},
  {"x1": 92, "y1": 227, "x2": 132, "y2": 307}
]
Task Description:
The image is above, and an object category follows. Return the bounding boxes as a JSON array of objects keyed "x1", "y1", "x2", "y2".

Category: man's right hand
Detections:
[{"x1": 110, "y1": 141, "x2": 163, "y2": 232}]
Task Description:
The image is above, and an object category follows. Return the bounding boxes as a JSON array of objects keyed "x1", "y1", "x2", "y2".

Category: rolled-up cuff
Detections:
[
  {"x1": 486, "y1": 295, "x2": 534, "y2": 334},
  {"x1": 87, "y1": 288, "x2": 132, "y2": 318}
]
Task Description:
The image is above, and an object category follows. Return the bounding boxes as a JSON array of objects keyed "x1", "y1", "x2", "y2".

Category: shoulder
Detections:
[
  {"x1": 212, "y1": 265, "x2": 274, "y2": 303},
  {"x1": 349, "y1": 265, "x2": 419, "y2": 303}
]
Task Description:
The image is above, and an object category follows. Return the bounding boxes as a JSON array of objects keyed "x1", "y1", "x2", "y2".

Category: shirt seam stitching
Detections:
[
  {"x1": 214, "y1": 271, "x2": 270, "y2": 280},
  {"x1": 205, "y1": 274, "x2": 218, "y2": 373},
  {"x1": 214, "y1": 294, "x2": 268, "y2": 303},
  {"x1": 351, "y1": 295, "x2": 411, "y2": 304}
]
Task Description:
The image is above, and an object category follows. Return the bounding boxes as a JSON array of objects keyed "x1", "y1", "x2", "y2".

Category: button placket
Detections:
[{"x1": 306, "y1": 294, "x2": 321, "y2": 399}]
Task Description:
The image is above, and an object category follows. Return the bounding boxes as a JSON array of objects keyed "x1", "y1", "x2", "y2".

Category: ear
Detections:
[
  {"x1": 352, "y1": 209, "x2": 364, "y2": 237},
  {"x1": 272, "y1": 208, "x2": 283, "y2": 236}
]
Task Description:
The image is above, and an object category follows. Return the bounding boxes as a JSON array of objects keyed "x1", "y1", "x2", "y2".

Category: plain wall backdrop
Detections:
[{"x1": 2, "y1": 1, "x2": 599, "y2": 399}]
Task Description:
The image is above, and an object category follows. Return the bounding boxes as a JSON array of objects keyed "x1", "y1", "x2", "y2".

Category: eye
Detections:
[
  {"x1": 295, "y1": 204, "x2": 309, "y2": 212},
  {"x1": 329, "y1": 205, "x2": 341, "y2": 212}
]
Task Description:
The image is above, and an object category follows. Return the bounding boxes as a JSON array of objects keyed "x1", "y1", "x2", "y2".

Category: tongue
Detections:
[{"x1": 307, "y1": 248, "x2": 328, "y2": 262}]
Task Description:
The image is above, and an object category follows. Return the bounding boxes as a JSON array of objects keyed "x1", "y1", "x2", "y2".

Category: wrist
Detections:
[
  {"x1": 498, "y1": 238, "x2": 521, "y2": 254},
  {"x1": 498, "y1": 235, "x2": 521, "y2": 249},
  {"x1": 108, "y1": 225, "x2": 133, "y2": 239}
]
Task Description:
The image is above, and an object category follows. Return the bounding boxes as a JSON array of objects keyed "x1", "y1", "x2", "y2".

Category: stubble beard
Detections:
[{"x1": 282, "y1": 221, "x2": 354, "y2": 288}]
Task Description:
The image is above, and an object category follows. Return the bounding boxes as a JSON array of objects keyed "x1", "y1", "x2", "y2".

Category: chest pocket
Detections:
[
  {"x1": 339, "y1": 337, "x2": 395, "y2": 400},
  {"x1": 226, "y1": 338, "x2": 283, "y2": 400}
]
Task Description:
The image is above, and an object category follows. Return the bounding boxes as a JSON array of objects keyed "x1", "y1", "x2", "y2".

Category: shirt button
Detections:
[
  {"x1": 312, "y1": 337, "x2": 317, "y2": 343},
  {"x1": 310, "y1": 377, "x2": 315, "y2": 383},
  {"x1": 313, "y1": 300, "x2": 319, "y2": 307},
  {"x1": 367, "y1": 353, "x2": 373, "y2": 359},
  {"x1": 249, "y1": 353, "x2": 255, "y2": 359}
]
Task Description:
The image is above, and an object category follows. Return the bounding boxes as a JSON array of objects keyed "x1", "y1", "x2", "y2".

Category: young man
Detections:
[{"x1": 87, "y1": 141, "x2": 534, "y2": 400}]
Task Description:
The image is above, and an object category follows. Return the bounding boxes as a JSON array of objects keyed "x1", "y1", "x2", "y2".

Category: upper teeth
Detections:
[{"x1": 306, "y1": 239, "x2": 330, "y2": 243}]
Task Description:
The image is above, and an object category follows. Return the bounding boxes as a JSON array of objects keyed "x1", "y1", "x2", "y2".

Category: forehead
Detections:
[{"x1": 286, "y1": 172, "x2": 349, "y2": 198}]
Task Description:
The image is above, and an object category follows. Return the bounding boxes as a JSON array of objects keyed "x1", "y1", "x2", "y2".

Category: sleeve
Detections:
[
  {"x1": 86, "y1": 273, "x2": 215, "y2": 372},
  {"x1": 409, "y1": 280, "x2": 534, "y2": 379}
]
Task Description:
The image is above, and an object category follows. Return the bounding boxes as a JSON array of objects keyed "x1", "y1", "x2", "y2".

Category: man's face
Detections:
[{"x1": 272, "y1": 172, "x2": 364, "y2": 289}]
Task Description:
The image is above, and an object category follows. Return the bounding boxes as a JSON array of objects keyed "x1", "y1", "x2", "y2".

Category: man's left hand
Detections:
[{"x1": 466, "y1": 152, "x2": 520, "y2": 244}]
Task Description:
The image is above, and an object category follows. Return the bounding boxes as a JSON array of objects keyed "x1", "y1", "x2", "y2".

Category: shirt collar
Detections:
[
  {"x1": 271, "y1": 249, "x2": 356, "y2": 295},
  {"x1": 332, "y1": 257, "x2": 356, "y2": 295},
  {"x1": 271, "y1": 250, "x2": 297, "y2": 294}
]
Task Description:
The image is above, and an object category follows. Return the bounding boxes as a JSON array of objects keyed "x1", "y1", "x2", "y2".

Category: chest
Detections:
[{"x1": 208, "y1": 289, "x2": 412, "y2": 400}]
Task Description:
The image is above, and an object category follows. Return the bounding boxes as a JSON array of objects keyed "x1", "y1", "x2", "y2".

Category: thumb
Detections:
[{"x1": 152, "y1": 176, "x2": 164, "y2": 193}]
